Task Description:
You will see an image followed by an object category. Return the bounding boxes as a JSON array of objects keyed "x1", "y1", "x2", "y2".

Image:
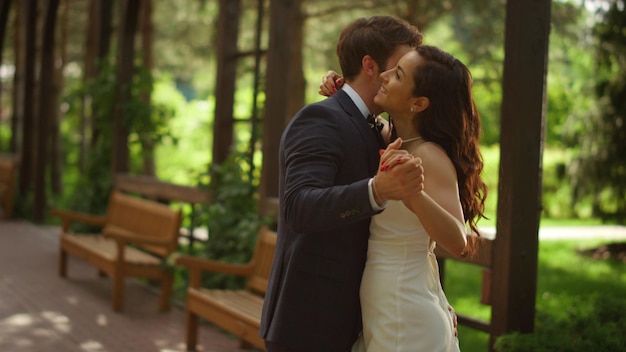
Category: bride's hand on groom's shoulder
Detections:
[{"x1": 319, "y1": 70, "x2": 344, "y2": 97}]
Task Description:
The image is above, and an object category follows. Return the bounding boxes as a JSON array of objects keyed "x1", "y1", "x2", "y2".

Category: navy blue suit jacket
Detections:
[{"x1": 260, "y1": 90, "x2": 382, "y2": 351}]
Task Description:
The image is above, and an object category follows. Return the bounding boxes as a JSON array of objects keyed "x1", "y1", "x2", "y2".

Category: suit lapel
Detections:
[{"x1": 332, "y1": 91, "x2": 381, "y2": 175}]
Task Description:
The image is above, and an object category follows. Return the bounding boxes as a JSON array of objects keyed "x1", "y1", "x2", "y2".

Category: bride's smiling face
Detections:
[{"x1": 374, "y1": 50, "x2": 423, "y2": 118}]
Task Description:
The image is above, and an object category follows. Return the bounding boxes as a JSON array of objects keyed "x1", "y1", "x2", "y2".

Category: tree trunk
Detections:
[
  {"x1": 112, "y1": 0, "x2": 141, "y2": 174},
  {"x1": 140, "y1": 0, "x2": 155, "y2": 176}
]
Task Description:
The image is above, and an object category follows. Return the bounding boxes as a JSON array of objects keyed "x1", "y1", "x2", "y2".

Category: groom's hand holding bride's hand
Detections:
[{"x1": 372, "y1": 138, "x2": 424, "y2": 206}]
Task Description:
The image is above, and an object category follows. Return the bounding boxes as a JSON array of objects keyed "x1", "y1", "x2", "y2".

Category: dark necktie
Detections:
[{"x1": 367, "y1": 114, "x2": 386, "y2": 148}]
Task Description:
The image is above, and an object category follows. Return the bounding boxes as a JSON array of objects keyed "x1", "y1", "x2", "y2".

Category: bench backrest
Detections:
[
  {"x1": 246, "y1": 226, "x2": 277, "y2": 295},
  {"x1": 106, "y1": 191, "x2": 182, "y2": 257}
]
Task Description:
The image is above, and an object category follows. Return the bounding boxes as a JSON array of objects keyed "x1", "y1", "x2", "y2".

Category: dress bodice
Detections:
[{"x1": 370, "y1": 200, "x2": 433, "y2": 250}]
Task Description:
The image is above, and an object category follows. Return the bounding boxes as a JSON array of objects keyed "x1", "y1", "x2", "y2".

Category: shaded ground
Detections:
[{"x1": 577, "y1": 241, "x2": 626, "y2": 262}]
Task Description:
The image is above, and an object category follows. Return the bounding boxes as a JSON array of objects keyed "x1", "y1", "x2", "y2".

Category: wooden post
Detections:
[
  {"x1": 212, "y1": 0, "x2": 240, "y2": 166},
  {"x1": 33, "y1": 0, "x2": 60, "y2": 222},
  {"x1": 258, "y1": 0, "x2": 303, "y2": 211},
  {"x1": 112, "y1": 0, "x2": 141, "y2": 174},
  {"x1": 490, "y1": 0, "x2": 551, "y2": 349},
  {"x1": 18, "y1": 0, "x2": 37, "y2": 194}
]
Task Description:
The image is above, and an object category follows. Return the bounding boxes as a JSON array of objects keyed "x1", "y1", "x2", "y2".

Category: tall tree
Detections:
[{"x1": 571, "y1": 0, "x2": 626, "y2": 223}]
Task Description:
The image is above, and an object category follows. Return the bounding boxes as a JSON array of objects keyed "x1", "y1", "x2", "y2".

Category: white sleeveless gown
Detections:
[{"x1": 353, "y1": 200, "x2": 460, "y2": 352}]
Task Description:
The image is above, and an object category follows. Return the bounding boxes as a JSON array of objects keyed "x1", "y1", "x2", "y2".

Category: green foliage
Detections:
[
  {"x1": 568, "y1": 1, "x2": 626, "y2": 224},
  {"x1": 58, "y1": 62, "x2": 176, "y2": 229},
  {"x1": 494, "y1": 295, "x2": 626, "y2": 352},
  {"x1": 190, "y1": 151, "x2": 269, "y2": 289},
  {"x1": 127, "y1": 67, "x2": 178, "y2": 153},
  {"x1": 60, "y1": 62, "x2": 118, "y2": 225}
]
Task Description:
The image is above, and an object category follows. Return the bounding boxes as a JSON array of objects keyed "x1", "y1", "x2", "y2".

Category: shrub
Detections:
[{"x1": 495, "y1": 294, "x2": 626, "y2": 352}]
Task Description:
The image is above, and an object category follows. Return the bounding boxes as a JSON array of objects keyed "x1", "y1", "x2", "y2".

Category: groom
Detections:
[{"x1": 260, "y1": 16, "x2": 423, "y2": 352}]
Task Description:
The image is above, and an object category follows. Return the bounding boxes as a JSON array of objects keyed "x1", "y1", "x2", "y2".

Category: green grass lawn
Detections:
[{"x1": 443, "y1": 238, "x2": 626, "y2": 352}]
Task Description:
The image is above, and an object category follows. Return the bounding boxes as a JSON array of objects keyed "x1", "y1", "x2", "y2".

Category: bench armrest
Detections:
[
  {"x1": 102, "y1": 225, "x2": 172, "y2": 247},
  {"x1": 50, "y1": 209, "x2": 107, "y2": 232},
  {"x1": 177, "y1": 255, "x2": 254, "y2": 288}
]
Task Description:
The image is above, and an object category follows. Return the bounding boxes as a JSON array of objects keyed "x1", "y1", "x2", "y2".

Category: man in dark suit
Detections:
[{"x1": 260, "y1": 16, "x2": 423, "y2": 352}]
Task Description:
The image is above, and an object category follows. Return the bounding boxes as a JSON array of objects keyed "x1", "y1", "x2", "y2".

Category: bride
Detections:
[{"x1": 326, "y1": 45, "x2": 487, "y2": 351}]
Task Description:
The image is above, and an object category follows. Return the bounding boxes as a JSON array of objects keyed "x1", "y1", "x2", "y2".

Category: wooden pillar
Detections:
[
  {"x1": 212, "y1": 0, "x2": 240, "y2": 166},
  {"x1": 490, "y1": 0, "x2": 551, "y2": 349},
  {"x1": 33, "y1": 0, "x2": 60, "y2": 222},
  {"x1": 259, "y1": 0, "x2": 303, "y2": 212},
  {"x1": 112, "y1": 0, "x2": 141, "y2": 174}
]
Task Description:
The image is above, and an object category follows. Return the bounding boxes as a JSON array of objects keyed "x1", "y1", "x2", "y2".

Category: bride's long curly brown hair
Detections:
[{"x1": 411, "y1": 46, "x2": 488, "y2": 236}]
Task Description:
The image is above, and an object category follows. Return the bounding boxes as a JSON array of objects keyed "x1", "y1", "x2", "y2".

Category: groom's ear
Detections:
[{"x1": 362, "y1": 55, "x2": 379, "y2": 77}]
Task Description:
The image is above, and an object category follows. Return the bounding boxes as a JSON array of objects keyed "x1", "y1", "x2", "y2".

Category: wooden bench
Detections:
[
  {"x1": 51, "y1": 191, "x2": 182, "y2": 312},
  {"x1": 176, "y1": 226, "x2": 276, "y2": 351},
  {"x1": 0, "y1": 155, "x2": 19, "y2": 219}
]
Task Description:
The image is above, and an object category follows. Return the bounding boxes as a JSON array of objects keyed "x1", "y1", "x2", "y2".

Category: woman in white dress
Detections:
[{"x1": 351, "y1": 45, "x2": 488, "y2": 351}]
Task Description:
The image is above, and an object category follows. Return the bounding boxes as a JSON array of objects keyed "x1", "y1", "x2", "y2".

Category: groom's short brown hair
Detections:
[{"x1": 337, "y1": 16, "x2": 422, "y2": 81}]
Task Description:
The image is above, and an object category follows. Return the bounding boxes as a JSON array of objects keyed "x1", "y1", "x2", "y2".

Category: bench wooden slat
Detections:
[{"x1": 62, "y1": 234, "x2": 162, "y2": 265}]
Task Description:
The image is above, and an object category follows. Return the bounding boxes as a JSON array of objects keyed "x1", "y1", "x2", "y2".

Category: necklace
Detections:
[{"x1": 402, "y1": 136, "x2": 422, "y2": 144}]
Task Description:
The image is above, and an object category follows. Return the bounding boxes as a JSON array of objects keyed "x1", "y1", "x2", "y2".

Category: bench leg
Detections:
[
  {"x1": 58, "y1": 250, "x2": 68, "y2": 278},
  {"x1": 185, "y1": 310, "x2": 199, "y2": 351},
  {"x1": 159, "y1": 272, "x2": 173, "y2": 312},
  {"x1": 112, "y1": 274, "x2": 124, "y2": 312}
]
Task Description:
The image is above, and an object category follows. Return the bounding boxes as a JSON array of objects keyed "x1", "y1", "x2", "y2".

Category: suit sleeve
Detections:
[{"x1": 281, "y1": 105, "x2": 375, "y2": 233}]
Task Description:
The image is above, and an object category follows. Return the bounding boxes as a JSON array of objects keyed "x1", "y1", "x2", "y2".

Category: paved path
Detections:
[
  {"x1": 480, "y1": 225, "x2": 626, "y2": 241},
  {"x1": 0, "y1": 220, "x2": 257, "y2": 352}
]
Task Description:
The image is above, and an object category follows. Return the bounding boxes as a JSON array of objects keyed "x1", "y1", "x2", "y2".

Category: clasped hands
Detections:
[{"x1": 372, "y1": 138, "x2": 424, "y2": 206}]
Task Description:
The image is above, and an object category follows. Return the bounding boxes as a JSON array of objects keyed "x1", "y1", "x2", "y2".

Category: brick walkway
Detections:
[{"x1": 0, "y1": 220, "x2": 259, "y2": 352}]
